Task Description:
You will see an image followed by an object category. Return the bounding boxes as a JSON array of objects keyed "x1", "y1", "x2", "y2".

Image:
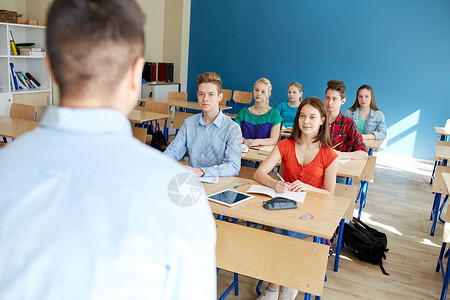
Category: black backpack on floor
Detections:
[
  {"x1": 150, "y1": 125, "x2": 168, "y2": 152},
  {"x1": 343, "y1": 217, "x2": 389, "y2": 275}
]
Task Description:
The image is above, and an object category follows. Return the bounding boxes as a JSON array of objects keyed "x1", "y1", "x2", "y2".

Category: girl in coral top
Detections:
[
  {"x1": 253, "y1": 97, "x2": 338, "y2": 300},
  {"x1": 255, "y1": 96, "x2": 338, "y2": 195}
]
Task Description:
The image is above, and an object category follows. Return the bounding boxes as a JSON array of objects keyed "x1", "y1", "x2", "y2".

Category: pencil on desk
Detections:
[{"x1": 233, "y1": 182, "x2": 249, "y2": 189}]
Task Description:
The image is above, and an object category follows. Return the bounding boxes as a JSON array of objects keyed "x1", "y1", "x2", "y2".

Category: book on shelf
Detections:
[
  {"x1": 26, "y1": 72, "x2": 41, "y2": 87},
  {"x1": 19, "y1": 51, "x2": 46, "y2": 57},
  {"x1": 9, "y1": 63, "x2": 19, "y2": 90}
]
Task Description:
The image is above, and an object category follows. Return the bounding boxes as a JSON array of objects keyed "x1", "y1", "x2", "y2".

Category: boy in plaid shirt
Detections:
[{"x1": 325, "y1": 80, "x2": 368, "y2": 160}]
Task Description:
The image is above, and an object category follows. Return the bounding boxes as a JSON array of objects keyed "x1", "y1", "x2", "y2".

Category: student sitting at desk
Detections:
[
  {"x1": 235, "y1": 78, "x2": 282, "y2": 147},
  {"x1": 164, "y1": 72, "x2": 242, "y2": 177},
  {"x1": 344, "y1": 84, "x2": 387, "y2": 140},
  {"x1": 325, "y1": 80, "x2": 368, "y2": 160},
  {"x1": 254, "y1": 97, "x2": 338, "y2": 300},
  {"x1": 276, "y1": 82, "x2": 303, "y2": 128}
]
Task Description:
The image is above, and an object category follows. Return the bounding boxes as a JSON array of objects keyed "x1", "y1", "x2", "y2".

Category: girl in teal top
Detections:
[
  {"x1": 276, "y1": 82, "x2": 303, "y2": 128},
  {"x1": 235, "y1": 78, "x2": 282, "y2": 147}
]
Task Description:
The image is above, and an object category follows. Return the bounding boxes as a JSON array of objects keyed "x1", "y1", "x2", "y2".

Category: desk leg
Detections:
[
  {"x1": 345, "y1": 177, "x2": 352, "y2": 185},
  {"x1": 357, "y1": 181, "x2": 368, "y2": 219},
  {"x1": 334, "y1": 219, "x2": 345, "y2": 272},
  {"x1": 441, "y1": 248, "x2": 450, "y2": 300},
  {"x1": 437, "y1": 242, "x2": 447, "y2": 272},
  {"x1": 431, "y1": 193, "x2": 442, "y2": 236}
]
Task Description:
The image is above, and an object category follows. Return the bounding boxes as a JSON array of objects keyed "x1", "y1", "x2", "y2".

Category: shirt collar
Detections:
[
  {"x1": 198, "y1": 110, "x2": 225, "y2": 128},
  {"x1": 40, "y1": 107, "x2": 132, "y2": 135},
  {"x1": 331, "y1": 111, "x2": 343, "y2": 124}
]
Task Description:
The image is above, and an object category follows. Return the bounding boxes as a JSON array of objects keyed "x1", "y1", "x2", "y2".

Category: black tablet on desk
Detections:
[{"x1": 208, "y1": 189, "x2": 254, "y2": 207}]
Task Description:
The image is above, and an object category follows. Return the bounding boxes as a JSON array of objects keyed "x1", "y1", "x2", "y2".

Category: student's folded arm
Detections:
[
  {"x1": 338, "y1": 150, "x2": 368, "y2": 160},
  {"x1": 254, "y1": 145, "x2": 282, "y2": 189},
  {"x1": 163, "y1": 123, "x2": 188, "y2": 161},
  {"x1": 201, "y1": 124, "x2": 242, "y2": 177}
]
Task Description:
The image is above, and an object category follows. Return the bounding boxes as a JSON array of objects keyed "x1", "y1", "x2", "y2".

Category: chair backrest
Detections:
[
  {"x1": 132, "y1": 127, "x2": 147, "y2": 143},
  {"x1": 221, "y1": 89, "x2": 232, "y2": 106},
  {"x1": 9, "y1": 103, "x2": 36, "y2": 121},
  {"x1": 359, "y1": 156, "x2": 377, "y2": 182},
  {"x1": 435, "y1": 141, "x2": 450, "y2": 162},
  {"x1": 232, "y1": 90, "x2": 252, "y2": 104},
  {"x1": 433, "y1": 165, "x2": 450, "y2": 195},
  {"x1": 334, "y1": 183, "x2": 358, "y2": 220},
  {"x1": 172, "y1": 111, "x2": 194, "y2": 130},
  {"x1": 0, "y1": 142, "x2": 7, "y2": 148},
  {"x1": 144, "y1": 101, "x2": 170, "y2": 114},
  {"x1": 167, "y1": 91, "x2": 188, "y2": 102}
]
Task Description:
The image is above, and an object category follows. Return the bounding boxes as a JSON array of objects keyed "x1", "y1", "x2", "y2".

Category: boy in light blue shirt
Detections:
[{"x1": 164, "y1": 72, "x2": 242, "y2": 177}]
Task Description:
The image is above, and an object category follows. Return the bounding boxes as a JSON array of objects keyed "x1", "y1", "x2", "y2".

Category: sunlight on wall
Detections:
[{"x1": 385, "y1": 110, "x2": 420, "y2": 157}]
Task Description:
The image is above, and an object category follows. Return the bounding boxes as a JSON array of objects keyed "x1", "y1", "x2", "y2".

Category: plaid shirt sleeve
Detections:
[{"x1": 329, "y1": 113, "x2": 368, "y2": 153}]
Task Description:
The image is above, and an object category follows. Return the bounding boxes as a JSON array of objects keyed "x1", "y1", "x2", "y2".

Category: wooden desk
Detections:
[
  {"x1": 127, "y1": 109, "x2": 171, "y2": 124},
  {"x1": 206, "y1": 177, "x2": 351, "y2": 298},
  {"x1": 0, "y1": 115, "x2": 38, "y2": 139},
  {"x1": 336, "y1": 159, "x2": 367, "y2": 180},
  {"x1": 436, "y1": 144, "x2": 450, "y2": 161},
  {"x1": 436, "y1": 127, "x2": 450, "y2": 137},
  {"x1": 139, "y1": 97, "x2": 233, "y2": 111},
  {"x1": 364, "y1": 139, "x2": 384, "y2": 155}
]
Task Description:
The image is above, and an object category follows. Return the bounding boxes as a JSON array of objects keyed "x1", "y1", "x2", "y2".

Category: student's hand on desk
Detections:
[
  {"x1": 289, "y1": 180, "x2": 313, "y2": 192},
  {"x1": 243, "y1": 139, "x2": 259, "y2": 147},
  {"x1": 274, "y1": 181, "x2": 290, "y2": 193},
  {"x1": 186, "y1": 166, "x2": 205, "y2": 177}
]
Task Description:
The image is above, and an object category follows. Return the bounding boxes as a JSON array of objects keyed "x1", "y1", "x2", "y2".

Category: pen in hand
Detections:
[{"x1": 273, "y1": 170, "x2": 287, "y2": 183}]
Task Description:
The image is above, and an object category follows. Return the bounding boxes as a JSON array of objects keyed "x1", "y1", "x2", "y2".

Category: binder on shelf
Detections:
[
  {"x1": 26, "y1": 72, "x2": 41, "y2": 87},
  {"x1": 9, "y1": 31, "x2": 18, "y2": 55},
  {"x1": 9, "y1": 63, "x2": 19, "y2": 90}
]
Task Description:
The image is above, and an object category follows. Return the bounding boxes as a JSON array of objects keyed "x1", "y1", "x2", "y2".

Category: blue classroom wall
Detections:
[{"x1": 187, "y1": 0, "x2": 450, "y2": 160}]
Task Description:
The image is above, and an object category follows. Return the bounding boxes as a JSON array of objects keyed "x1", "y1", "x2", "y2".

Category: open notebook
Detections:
[{"x1": 246, "y1": 184, "x2": 306, "y2": 203}]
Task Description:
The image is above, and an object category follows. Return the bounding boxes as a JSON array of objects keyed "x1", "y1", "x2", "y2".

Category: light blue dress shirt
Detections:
[
  {"x1": 0, "y1": 107, "x2": 216, "y2": 300},
  {"x1": 164, "y1": 110, "x2": 242, "y2": 177}
]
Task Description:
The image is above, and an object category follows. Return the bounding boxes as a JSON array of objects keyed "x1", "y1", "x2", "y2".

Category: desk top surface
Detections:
[
  {"x1": 0, "y1": 116, "x2": 38, "y2": 138},
  {"x1": 204, "y1": 177, "x2": 351, "y2": 239},
  {"x1": 140, "y1": 97, "x2": 232, "y2": 111},
  {"x1": 127, "y1": 109, "x2": 171, "y2": 123},
  {"x1": 435, "y1": 145, "x2": 450, "y2": 160},
  {"x1": 436, "y1": 127, "x2": 450, "y2": 136},
  {"x1": 364, "y1": 139, "x2": 384, "y2": 150}
]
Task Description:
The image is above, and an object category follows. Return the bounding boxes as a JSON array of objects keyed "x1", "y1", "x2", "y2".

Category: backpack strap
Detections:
[{"x1": 379, "y1": 261, "x2": 389, "y2": 276}]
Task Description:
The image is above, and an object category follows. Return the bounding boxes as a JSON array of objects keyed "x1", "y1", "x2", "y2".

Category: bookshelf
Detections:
[{"x1": 0, "y1": 22, "x2": 52, "y2": 117}]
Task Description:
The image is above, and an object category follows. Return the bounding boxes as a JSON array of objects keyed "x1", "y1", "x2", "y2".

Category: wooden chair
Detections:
[
  {"x1": 172, "y1": 111, "x2": 194, "y2": 135},
  {"x1": 430, "y1": 166, "x2": 450, "y2": 236},
  {"x1": 132, "y1": 127, "x2": 147, "y2": 143},
  {"x1": 355, "y1": 155, "x2": 377, "y2": 219},
  {"x1": 10, "y1": 103, "x2": 36, "y2": 121},
  {"x1": 167, "y1": 91, "x2": 188, "y2": 101},
  {"x1": 144, "y1": 101, "x2": 171, "y2": 138},
  {"x1": 431, "y1": 141, "x2": 450, "y2": 184},
  {"x1": 333, "y1": 183, "x2": 358, "y2": 272},
  {"x1": 221, "y1": 89, "x2": 232, "y2": 107},
  {"x1": 231, "y1": 90, "x2": 252, "y2": 115}
]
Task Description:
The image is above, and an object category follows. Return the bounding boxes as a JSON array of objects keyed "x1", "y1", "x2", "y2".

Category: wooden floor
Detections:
[{"x1": 217, "y1": 152, "x2": 446, "y2": 299}]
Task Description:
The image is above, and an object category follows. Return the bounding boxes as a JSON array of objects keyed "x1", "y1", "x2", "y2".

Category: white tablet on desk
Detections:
[{"x1": 208, "y1": 189, "x2": 254, "y2": 207}]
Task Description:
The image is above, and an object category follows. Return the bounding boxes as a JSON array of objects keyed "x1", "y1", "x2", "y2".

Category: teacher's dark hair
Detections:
[{"x1": 46, "y1": 0, "x2": 145, "y2": 98}]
